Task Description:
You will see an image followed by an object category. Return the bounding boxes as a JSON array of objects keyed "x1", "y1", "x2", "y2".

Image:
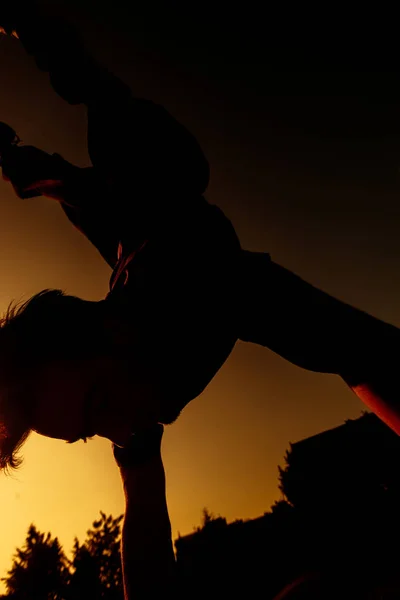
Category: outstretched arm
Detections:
[{"x1": 113, "y1": 425, "x2": 176, "y2": 599}]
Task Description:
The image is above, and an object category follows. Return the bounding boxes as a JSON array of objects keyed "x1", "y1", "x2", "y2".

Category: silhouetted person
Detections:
[
  {"x1": 0, "y1": 3, "x2": 240, "y2": 462},
  {"x1": 0, "y1": 1, "x2": 399, "y2": 477}
]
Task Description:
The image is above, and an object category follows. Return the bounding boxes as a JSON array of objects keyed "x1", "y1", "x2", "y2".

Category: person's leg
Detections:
[
  {"x1": 237, "y1": 251, "x2": 400, "y2": 434},
  {"x1": 5, "y1": 2, "x2": 131, "y2": 108},
  {"x1": 237, "y1": 252, "x2": 395, "y2": 375},
  {"x1": 8, "y1": 4, "x2": 209, "y2": 200},
  {"x1": 5, "y1": 2, "x2": 210, "y2": 258}
]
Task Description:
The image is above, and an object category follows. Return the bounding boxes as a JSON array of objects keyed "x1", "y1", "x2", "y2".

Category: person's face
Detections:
[{"x1": 28, "y1": 356, "x2": 161, "y2": 447}]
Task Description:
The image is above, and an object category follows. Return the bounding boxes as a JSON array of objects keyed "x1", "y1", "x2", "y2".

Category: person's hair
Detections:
[{"x1": 0, "y1": 289, "x2": 107, "y2": 474}]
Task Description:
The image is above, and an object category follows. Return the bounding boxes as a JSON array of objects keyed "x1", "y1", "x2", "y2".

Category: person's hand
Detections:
[
  {"x1": 1, "y1": 145, "x2": 68, "y2": 199},
  {"x1": 113, "y1": 424, "x2": 164, "y2": 469}
]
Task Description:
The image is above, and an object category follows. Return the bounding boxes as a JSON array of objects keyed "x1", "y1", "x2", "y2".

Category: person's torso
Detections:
[{"x1": 104, "y1": 197, "x2": 241, "y2": 410}]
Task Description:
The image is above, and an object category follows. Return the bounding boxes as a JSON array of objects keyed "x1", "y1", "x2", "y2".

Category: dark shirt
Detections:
[
  {"x1": 57, "y1": 92, "x2": 241, "y2": 418},
  {"x1": 62, "y1": 186, "x2": 241, "y2": 421}
]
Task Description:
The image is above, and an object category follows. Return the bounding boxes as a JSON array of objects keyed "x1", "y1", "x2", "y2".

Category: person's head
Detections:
[{"x1": 0, "y1": 289, "x2": 162, "y2": 474}]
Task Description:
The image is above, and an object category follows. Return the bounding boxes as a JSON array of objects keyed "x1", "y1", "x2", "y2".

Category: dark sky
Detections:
[{"x1": 1, "y1": 0, "x2": 400, "y2": 583}]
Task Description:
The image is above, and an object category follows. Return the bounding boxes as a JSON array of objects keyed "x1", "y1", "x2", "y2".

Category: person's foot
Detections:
[
  {"x1": 0, "y1": 3, "x2": 80, "y2": 75},
  {"x1": 0, "y1": 122, "x2": 19, "y2": 162},
  {"x1": 0, "y1": 9, "x2": 16, "y2": 35},
  {"x1": 0, "y1": 1, "x2": 40, "y2": 35}
]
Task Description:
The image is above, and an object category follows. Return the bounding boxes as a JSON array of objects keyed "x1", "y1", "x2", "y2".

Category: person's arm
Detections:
[{"x1": 113, "y1": 425, "x2": 176, "y2": 599}]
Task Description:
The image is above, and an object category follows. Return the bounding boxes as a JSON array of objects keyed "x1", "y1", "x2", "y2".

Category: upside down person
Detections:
[{"x1": 0, "y1": 3, "x2": 400, "y2": 477}]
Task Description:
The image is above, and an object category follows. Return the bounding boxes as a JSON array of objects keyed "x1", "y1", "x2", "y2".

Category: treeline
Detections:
[{"x1": 2, "y1": 413, "x2": 400, "y2": 599}]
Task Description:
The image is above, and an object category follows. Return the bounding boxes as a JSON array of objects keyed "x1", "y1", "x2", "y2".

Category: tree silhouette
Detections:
[
  {"x1": 5, "y1": 414, "x2": 400, "y2": 599},
  {"x1": 278, "y1": 413, "x2": 400, "y2": 515},
  {"x1": 1, "y1": 524, "x2": 69, "y2": 600},
  {"x1": 1, "y1": 513, "x2": 124, "y2": 599},
  {"x1": 67, "y1": 512, "x2": 123, "y2": 600},
  {"x1": 270, "y1": 500, "x2": 294, "y2": 519},
  {"x1": 275, "y1": 413, "x2": 400, "y2": 588}
]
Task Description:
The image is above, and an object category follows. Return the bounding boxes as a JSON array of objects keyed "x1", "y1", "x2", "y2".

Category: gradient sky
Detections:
[{"x1": 1, "y1": 0, "x2": 400, "y2": 587}]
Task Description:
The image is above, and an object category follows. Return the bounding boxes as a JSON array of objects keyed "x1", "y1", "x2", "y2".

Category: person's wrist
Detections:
[{"x1": 113, "y1": 424, "x2": 164, "y2": 469}]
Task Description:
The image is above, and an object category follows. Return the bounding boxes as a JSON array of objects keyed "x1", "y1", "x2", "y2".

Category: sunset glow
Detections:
[{"x1": 0, "y1": 3, "x2": 398, "y2": 595}]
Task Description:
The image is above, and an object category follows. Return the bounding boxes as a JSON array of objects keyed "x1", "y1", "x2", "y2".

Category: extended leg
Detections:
[
  {"x1": 6, "y1": 4, "x2": 209, "y2": 201},
  {"x1": 238, "y1": 251, "x2": 400, "y2": 434},
  {"x1": 2, "y1": 1, "x2": 130, "y2": 107}
]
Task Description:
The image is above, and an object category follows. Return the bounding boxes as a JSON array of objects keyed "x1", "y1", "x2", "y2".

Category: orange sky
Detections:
[{"x1": 0, "y1": 1, "x2": 399, "y2": 587}]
